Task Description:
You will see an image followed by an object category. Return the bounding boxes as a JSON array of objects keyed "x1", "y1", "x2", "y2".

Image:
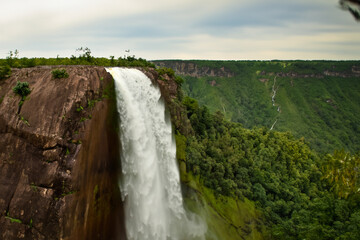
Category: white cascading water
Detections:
[{"x1": 106, "y1": 67, "x2": 206, "y2": 240}]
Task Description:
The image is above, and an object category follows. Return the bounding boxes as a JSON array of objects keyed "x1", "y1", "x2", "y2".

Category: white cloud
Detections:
[{"x1": 0, "y1": 0, "x2": 359, "y2": 59}]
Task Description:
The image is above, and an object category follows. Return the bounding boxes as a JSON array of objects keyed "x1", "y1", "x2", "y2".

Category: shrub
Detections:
[
  {"x1": 175, "y1": 76, "x2": 184, "y2": 86},
  {"x1": 13, "y1": 81, "x2": 31, "y2": 98},
  {"x1": 156, "y1": 67, "x2": 175, "y2": 77},
  {"x1": 52, "y1": 69, "x2": 69, "y2": 79},
  {"x1": 76, "y1": 47, "x2": 93, "y2": 61},
  {"x1": 0, "y1": 65, "x2": 11, "y2": 80},
  {"x1": 21, "y1": 58, "x2": 36, "y2": 68}
]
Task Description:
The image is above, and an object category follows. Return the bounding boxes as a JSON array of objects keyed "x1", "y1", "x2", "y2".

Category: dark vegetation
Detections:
[
  {"x1": 13, "y1": 81, "x2": 31, "y2": 98},
  {"x1": 0, "y1": 65, "x2": 11, "y2": 80},
  {"x1": 52, "y1": 68, "x2": 69, "y2": 79},
  {"x1": 12, "y1": 81, "x2": 31, "y2": 113}
]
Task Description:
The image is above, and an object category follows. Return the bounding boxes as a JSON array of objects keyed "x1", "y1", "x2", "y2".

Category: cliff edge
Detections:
[{"x1": 0, "y1": 66, "x2": 123, "y2": 239}]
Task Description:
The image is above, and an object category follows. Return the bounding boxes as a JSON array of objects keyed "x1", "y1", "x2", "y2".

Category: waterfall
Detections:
[
  {"x1": 271, "y1": 76, "x2": 278, "y2": 107},
  {"x1": 270, "y1": 76, "x2": 280, "y2": 131},
  {"x1": 106, "y1": 67, "x2": 206, "y2": 240}
]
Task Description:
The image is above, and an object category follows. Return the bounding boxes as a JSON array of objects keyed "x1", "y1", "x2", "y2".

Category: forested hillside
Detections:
[
  {"x1": 152, "y1": 63, "x2": 360, "y2": 239},
  {"x1": 155, "y1": 60, "x2": 360, "y2": 154},
  {"x1": 175, "y1": 95, "x2": 360, "y2": 239},
  {"x1": 155, "y1": 60, "x2": 360, "y2": 239}
]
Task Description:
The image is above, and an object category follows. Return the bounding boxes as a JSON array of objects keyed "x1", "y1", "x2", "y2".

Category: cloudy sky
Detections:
[{"x1": 0, "y1": 0, "x2": 359, "y2": 60}]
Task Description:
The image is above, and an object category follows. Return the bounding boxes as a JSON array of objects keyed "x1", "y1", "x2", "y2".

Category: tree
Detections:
[
  {"x1": 322, "y1": 150, "x2": 360, "y2": 198},
  {"x1": 13, "y1": 81, "x2": 31, "y2": 98},
  {"x1": 52, "y1": 69, "x2": 69, "y2": 79},
  {"x1": 76, "y1": 47, "x2": 93, "y2": 61},
  {"x1": 0, "y1": 65, "x2": 11, "y2": 80}
]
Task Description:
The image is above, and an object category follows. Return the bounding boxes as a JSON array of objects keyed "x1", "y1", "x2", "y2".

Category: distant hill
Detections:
[{"x1": 154, "y1": 60, "x2": 360, "y2": 153}]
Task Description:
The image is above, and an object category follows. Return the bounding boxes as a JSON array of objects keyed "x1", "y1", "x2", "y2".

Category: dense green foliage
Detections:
[
  {"x1": 156, "y1": 67, "x2": 175, "y2": 77},
  {"x1": 322, "y1": 150, "x2": 360, "y2": 199},
  {"x1": 155, "y1": 67, "x2": 184, "y2": 86},
  {"x1": 182, "y1": 74, "x2": 276, "y2": 128},
  {"x1": 13, "y1": 81, "x2": 31, "y2": 98},
  {"x1": 0, "y1": 65, "x2": 11, "y2": 80},
  {"x1": 170, "y1": 60, "x2": 360, "y2": 154},
  {"x1": 0, "y1": 48, "x2": 155, "y2": 69},
  {"x1": 180, "y1": 95, "x2": 360, "y2": 239},
  {"x1": 52, "y1": 68, "x2": 69, "y2": 79}
]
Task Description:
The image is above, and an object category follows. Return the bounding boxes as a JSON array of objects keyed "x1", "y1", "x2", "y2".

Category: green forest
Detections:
[
  {"x1": 161, "y1": 60, "x2": 360, "y2": 154},
  {"x1": 0, "y1": 48, "x2": 155, "y2": 72},
  {"x1": 177, "y1": 97, "x2": 360, "y2": 239},
  {"x1": 1, "y1": 54, "x2": 359, "y2": 239},
  {"x1": 158, "y1": 60, "x2": 360, "y2": 239}
]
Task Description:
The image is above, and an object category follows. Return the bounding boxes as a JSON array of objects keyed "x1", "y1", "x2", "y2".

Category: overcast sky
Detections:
[{"x1": 0, "y1": 0, "x2": 358, "y2": 60}]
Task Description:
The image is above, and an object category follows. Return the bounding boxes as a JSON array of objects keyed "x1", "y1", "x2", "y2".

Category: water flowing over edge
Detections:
[{"x1": 106, "y1": 67, "x2": 206, "y2": 240}]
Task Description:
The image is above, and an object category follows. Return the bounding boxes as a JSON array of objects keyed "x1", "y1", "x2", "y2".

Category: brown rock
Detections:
[
  {"x1": 0, "y1": 66, "x2": 123, "y2": 239},
  {"x1": 140, "y1": 68, "x2": 194, "y2": 136}
]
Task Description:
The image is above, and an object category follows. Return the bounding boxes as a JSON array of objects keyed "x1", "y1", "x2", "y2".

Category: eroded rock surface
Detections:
[
  {"x1": 154, "y1": 61, "x2": 234, "y2": 78},
  {"x1": 0, "y1": 66, "x2": 122, "y2": 239}
]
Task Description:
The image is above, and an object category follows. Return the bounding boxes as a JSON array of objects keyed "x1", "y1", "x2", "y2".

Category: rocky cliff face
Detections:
[
  {"x1": 0, "y1": 65, "x2": 185, "y2": 240},
  {"x1": 0, "y1": 66, "x2": 123, "y2": 239},
  {"x1": 154, "y1": 61, "x2": 234, "y2": 78},
  {"x1": 155, "y1": 60, "x2": 360, "y2": 79},
  {"x1": 140, "y1": 68, "x2": 192, "y2": 136}
]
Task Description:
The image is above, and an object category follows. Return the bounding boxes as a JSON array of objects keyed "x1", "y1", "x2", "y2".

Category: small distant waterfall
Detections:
[
  {"x1": 106, "y1": 67, "x2": 206, "y2": 240},
  {"x1": 270, "y1": 76, "x2": 280, "y2": 131}
]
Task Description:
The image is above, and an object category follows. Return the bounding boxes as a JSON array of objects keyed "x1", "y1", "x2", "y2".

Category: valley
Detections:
[{"x1": 155, "y1": 60, "x2": 360, "y2": 154}]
